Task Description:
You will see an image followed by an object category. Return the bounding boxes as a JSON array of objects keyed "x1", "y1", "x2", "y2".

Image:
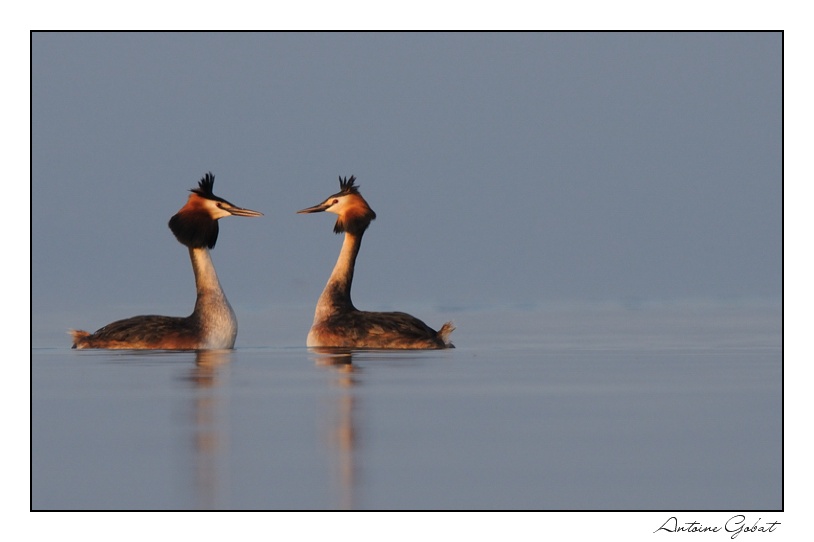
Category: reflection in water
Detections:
[
  {"x1": 187, "y1": 347, "x2": 361, "y2": 510},
  {"x1": 311, "y1": 348, "x2": 359, "y2": 510},
  {"x1": 187, "y1": 349, "x2": 232, "y2": 510}
]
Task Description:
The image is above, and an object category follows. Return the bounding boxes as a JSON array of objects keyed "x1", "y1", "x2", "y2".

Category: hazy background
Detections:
[{"x1": 31, "y1": 32, "x2": 781, "y2": 346}]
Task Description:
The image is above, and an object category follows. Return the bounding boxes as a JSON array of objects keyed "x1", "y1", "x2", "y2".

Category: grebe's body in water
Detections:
[
  {"x1": 71, "y1": 173, "x2": 262, "y2": 350},
  {"x1": 298, "y1": 176, "x2": 454, "y2": 349}
]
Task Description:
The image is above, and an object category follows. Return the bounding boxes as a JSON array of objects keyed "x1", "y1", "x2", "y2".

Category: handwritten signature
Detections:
[{"x1": 655, "y1": 516, "x2": 780, "y2": 539}]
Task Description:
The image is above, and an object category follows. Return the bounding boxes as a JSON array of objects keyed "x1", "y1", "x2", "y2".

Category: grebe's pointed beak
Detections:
[
  {"x1": 223, "y1": 203, "x2": 263, "y2": 217},
  {"x1": 297, "y1": 202, "x2": 330, "y2": 214}
]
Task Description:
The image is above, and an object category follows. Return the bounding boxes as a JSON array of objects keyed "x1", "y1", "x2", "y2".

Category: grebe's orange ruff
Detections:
[
  {"x1": 298, "y1": 176, "x2": 454, "y2": 349},
  {"x1": 70, "y1": 173, "x2": 262, "y2": 350}
]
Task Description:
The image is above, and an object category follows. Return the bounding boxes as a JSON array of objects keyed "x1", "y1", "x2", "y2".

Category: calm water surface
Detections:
[{"x1": 31, "y1": 304, "x2": 781, "y2": 510}]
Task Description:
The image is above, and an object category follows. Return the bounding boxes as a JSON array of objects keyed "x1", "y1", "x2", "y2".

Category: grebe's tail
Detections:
[
  {"x1": 69, "y1": 329, "x2": 91, "y2": 349},
  {"x1": 438, "y1": 321, "x2": 456, "y2": 348}
]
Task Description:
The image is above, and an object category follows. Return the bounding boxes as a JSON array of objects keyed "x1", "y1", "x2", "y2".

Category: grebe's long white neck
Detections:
[
  {"x1": 314, "y1": 230, "x2": 363, "y2": 323},
  {"x1": 189, "y1": 246, "x2": 237, "y2": 349}
]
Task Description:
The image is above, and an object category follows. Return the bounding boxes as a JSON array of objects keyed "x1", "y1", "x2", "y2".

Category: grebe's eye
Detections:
[{"x1": 332, "y1": 199, "x2": 339, "y2": 205}]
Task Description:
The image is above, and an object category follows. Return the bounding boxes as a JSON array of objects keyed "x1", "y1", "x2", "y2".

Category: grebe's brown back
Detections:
[
  {"x1": 298, "y1": 176, "x2": 454, "y2": 349},
  {"x1": 70, "y1": 172, "x2": 262, "y2": 350}
]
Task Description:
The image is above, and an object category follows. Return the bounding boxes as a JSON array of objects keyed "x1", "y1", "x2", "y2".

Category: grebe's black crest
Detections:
[
  {"x1": 191, "y1": 172, "x2": 230, "y2": 204},
  {"x1": 339, "y1": 175, "x2": 359, "y2": 195},
  {"x1": 195, "y1": 172, "x2": 217, "y2": 196}
]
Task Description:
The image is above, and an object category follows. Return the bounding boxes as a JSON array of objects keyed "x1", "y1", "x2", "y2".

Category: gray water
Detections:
[{"x1": 31, "y1": 303, "x2": 781, "y2": 510}]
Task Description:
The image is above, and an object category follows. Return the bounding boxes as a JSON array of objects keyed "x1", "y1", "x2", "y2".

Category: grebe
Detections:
[
  {"x1": 70, "y1": 173, "x2": 262, "y2": 350},
  {"x1": 298, "y1": 176, "x2": 454, "y2": 349}
]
